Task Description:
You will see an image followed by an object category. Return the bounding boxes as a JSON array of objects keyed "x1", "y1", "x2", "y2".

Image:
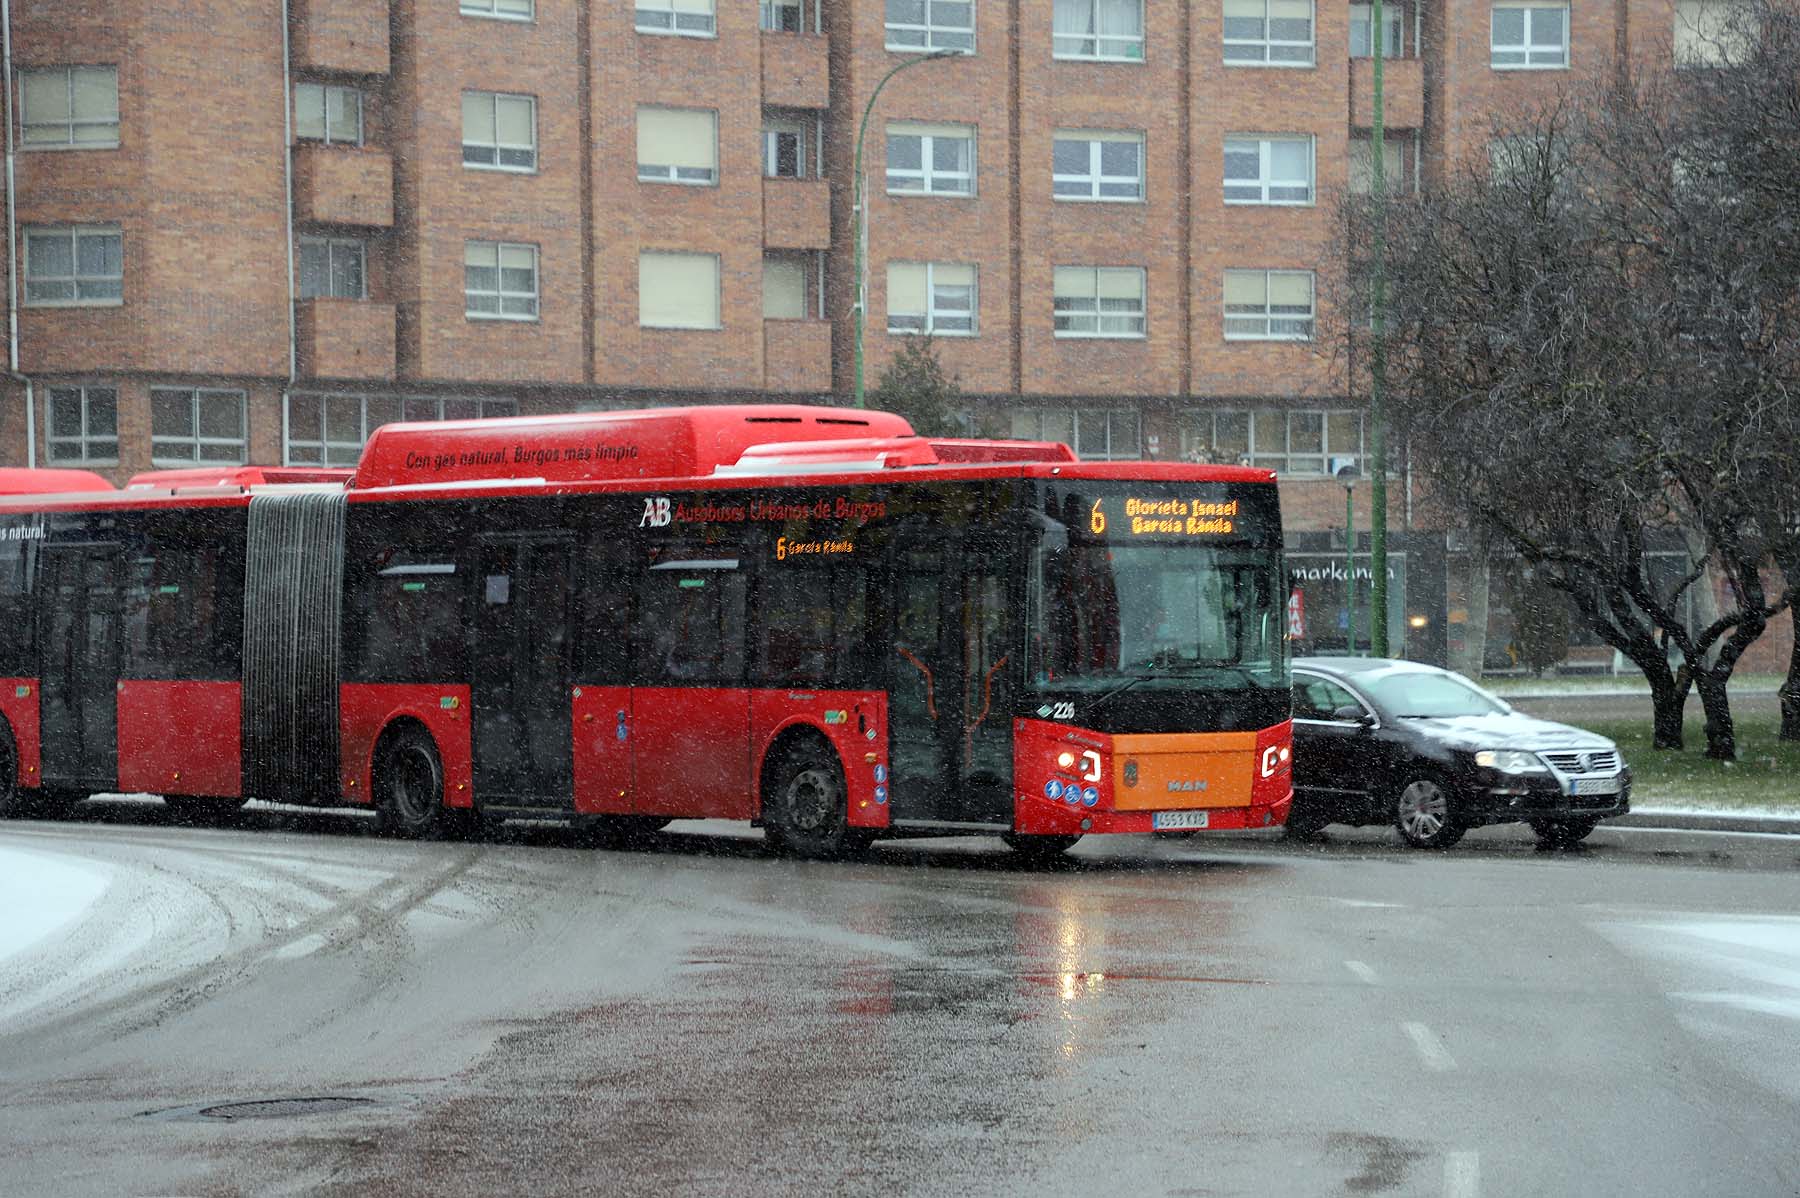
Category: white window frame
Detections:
[
  {"x1": 1675, "y1": 0, "x2": 1752, "y2": 67},
  {"x1": 638, "y1": 251, "x2": 723, "y2": 330},
  {"x1": 1014, "y1": 409, "x2": 1141, "y2": 460},
  {"x1": 885, "y1": 0, "x2": 977, "y2": 54},
  {"x1": 23, "y1": 224, "x2": 123, "y2": 307},
  {"x1": 1223, "y1": 0, "x2": 1316, "y2": 66},
  {"x1": 1053, "y1": 267, "x2": 1146, "y2": 339},
  {"x1": 464, "y1": 240, "x2": 540, "y2": 321},
  {"x1": 150, "y1": 387, "x2": 247, "y2": 467},
  {"x1": 1349, "y1": 3, "x2": 1405, "y2": 56},
  {"x1": 462, "y1": 91, "x2": 538, "y2": 172},
  {"x1": 19, "y1": 65, "x2": 119, "y2": 149},
  {"x1": 1052, "y1": 0, "x2": 1146, "y2": 62},
  {"x1": 1183, "y1": 409, "x2": 1364, "y2": 476},
  {"x1": 1052, "y1": 130, "x2": 1144, "y2": 201},
  {"x1": 638, "y1": 107, "x2": 719, "y2": 185},
  {"x1": 764, "y1": 121, "x2": 807, "y2": 179},
  {"x1": 1223, "y1": 135, "x2": 1314, "y2": 205},
  {"x1": 636, "y1": 0, "x2": 717, "y2": 37},
  {"x1": 298, "y1": 235, "x2": 367, "y2": 300},
  {"x1": 885, "y1": 123, "x2": 975, "y2": 196},
  {"x1": 761, "y1": 0, "x2": 804, "y2": 32},
  {"x1": 294, "y1": 82, "x2": 363, "y2": 145},
  {"x1": 1490, "y1": 5, "x2": 1569, "y2": 68},
  {"x1": 284, "y1": 394, "x2": 516, "y2": 466},
  {"x1": 1223, "y1": 269, "x2": 1315, "y2": 341},
  {"x1": 886, "y1": 261, "x2": 977, "y2": 336},
  {"x1": 46, "y1": 384, "x2": 119, "y2": 465},
  {"x1": 461, "y1": 0, "x2": 534, "y2": 19}
]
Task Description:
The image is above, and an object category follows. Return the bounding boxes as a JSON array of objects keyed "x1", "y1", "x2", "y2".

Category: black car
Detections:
[{"x1": 1287, "y1": 657, "x2": 1631, "y2": 849}]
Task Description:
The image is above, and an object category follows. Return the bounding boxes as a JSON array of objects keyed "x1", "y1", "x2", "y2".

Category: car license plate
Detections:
[
  {"x1": 1153, "y1": 810, "x2": 1210, "y2": 831},
  {"x1": 1572, "y1": 777, "x2": 1621, "y2": 796}
]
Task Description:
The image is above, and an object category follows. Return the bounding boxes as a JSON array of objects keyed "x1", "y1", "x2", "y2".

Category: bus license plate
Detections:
[
  {"x1": 1153, "y1": 810, "x2": 1210, "y2": 831},
  {"x1": 1572, "y1": 777, "x2": 1620, "y2": 796}
]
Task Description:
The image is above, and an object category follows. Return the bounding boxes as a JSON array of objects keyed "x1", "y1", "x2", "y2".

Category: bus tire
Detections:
[
  {"x1": 761, "y1": 737, "x2": 851, "y2": 859},
  {"x1": 0, "y1": 722, "x2": 34, "y2": 819},
  {"x1": 373, "y1": 724, "x2": 447, "y2": 839},
  {"x1": 1002, "y1": 833, "x2": 1082, "y2": 862}
]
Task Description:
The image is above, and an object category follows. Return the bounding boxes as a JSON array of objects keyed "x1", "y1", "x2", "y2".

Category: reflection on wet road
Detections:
[{"x1": 0, "y1": 803, "x2": 1797, "y2": 1197}]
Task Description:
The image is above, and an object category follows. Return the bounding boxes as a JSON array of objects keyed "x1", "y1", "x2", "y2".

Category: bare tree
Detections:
[{"x1": 1331, "y1": 43, "x2": 1800, "y2": 758}]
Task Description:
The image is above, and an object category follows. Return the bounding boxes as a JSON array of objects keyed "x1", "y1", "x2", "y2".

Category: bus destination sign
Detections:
[{"x1": 1093, "y1": 497, "x2": 1240, "y2": 537}]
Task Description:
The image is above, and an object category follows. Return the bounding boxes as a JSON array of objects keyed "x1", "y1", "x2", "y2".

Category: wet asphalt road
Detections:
[{"x1": 2, "y1": 802, "x2": 1799, "y2": 1198}]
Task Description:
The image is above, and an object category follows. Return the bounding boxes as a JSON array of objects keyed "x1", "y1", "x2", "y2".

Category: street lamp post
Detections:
[
  {"x1": 1339, "y1": 462, "x2": 1361, "y2": 654},
  {"x1": 1368, "y1": 0, "x2": 1391, "y2": 654},
  {"x1": 852, "y1": 50, "x2": 957, "y2": 409}
]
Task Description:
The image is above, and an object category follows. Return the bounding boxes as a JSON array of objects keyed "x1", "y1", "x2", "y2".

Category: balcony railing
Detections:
[{"x1": 297, "y1": 297, "x2": 396, "y2": 381}]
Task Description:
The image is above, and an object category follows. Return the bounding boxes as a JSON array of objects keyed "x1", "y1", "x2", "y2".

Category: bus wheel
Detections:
[
  {"x1": 762, "y1": 739, "x2": 850, "y2": 859},
  {"x1": 163, "y1": 795, "x2": 251, "y2": 825},
  {"x1": 1002, "y1": 833, "x2": 1082, "y2": 862},
  {"x1": 374, "y1": 726, "x2": 446, "y2": 839}
]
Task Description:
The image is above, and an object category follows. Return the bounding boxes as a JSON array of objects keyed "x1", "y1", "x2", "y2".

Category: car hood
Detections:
[{"x1": 1396, "y1": 713, "x2": 1615, "y2": 753}]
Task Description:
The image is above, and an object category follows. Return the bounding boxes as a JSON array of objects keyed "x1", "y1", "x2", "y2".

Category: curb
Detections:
[{"x1": 1610, "y1": 809, "x2": 1800, "y2": 836}]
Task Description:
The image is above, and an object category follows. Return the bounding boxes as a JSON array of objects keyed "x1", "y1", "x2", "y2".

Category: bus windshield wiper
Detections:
[{"x1": 1083, "y1": 672, "x2": 1161, "y2": 713}]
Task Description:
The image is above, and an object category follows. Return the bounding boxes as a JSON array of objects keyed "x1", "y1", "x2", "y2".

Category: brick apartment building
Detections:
[{"x1": 0, "y1": 0, "x2": 1788, "y2": 671}]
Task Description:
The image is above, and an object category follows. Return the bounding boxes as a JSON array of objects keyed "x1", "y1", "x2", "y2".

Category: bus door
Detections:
[
  {"x1": 885, "y1": 522, "x2": 961, "y2": 821},
  {"x1": 38, "y1": 544, "x2": 122, "y2": 788},
  {"x1": 471, "y1": 535, "x2": 575, "y2": 807},
  {"x1": 955, "y1": 529, "x2": 1017, "y2": 824}
]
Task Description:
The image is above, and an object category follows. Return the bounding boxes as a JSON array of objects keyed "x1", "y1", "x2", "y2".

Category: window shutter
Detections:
[
  {"x1": 1097, "y1": 268, "x2": 1143, "y2": 300},
  {"x1": 1223, "y1": 270, "x2": 1266, "y2": 306},
  {"x1": 639, "y1": 108, "x2": 716, "y2": 170},
  {"x1": 1053, "y1": 267, "x2": 1091, "y2": 298},
  {"x1": 641, "y1": 252, "x2": 720, "y2": 328},
  {"x1": 763, "y1": 258, "x2": 806, "y2": 319},
  {"x1": 464, "y1": 93, "x2": 495, "y2": 143},
  {"x1": 886, "y1": 262, "x2": 928, "y2": 314}
]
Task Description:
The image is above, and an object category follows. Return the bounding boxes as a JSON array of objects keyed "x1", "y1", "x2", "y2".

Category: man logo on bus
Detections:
[{"x1": 639, "y1": 497, "x2": 672, "y2": 528}]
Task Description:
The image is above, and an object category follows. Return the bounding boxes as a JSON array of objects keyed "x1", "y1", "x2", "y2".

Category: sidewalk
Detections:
[{"x1": 1613, "y1": 807, "x2": 1800, "y2": 835}]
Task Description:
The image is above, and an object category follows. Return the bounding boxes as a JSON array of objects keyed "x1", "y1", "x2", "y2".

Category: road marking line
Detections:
[
  {"x1": 1402, "y1": 1021, "x2": 1457, "y2": 1072},
  {"x1": 1345, "y1": 959, "x2": 1380, "y2": 985},
  {"x1": 1444, "y1": 1151, "x2": 1480, "y2": 1197}
]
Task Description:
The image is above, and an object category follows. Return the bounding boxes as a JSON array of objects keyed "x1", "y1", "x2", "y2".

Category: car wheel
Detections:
[
  {"x1": 1002, "y1": 833, "x2": 1083, "y2": 862},
  {"x1": 762, "y1": 739, "x2": 852, "y2": 859},
  {"x1": 1529, "y1": 816, "x2": 1599, "y2": 847},
  {"x1": 374, "y1": 725, "x2": 447, "y2": 839},
  {"x1": 1394, "y1": 777, "x2": 1465, "y2": 849}
]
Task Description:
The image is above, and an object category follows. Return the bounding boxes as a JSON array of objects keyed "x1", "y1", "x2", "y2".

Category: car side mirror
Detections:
[{"x1": 1333, "y1": 704, "x2": 1373, "y2": 728}]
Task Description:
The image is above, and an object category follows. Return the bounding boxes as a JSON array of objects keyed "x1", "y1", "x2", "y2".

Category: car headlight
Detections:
[{"x1": 1474, "y1": 749, "x2": 1549, "y2": 774}]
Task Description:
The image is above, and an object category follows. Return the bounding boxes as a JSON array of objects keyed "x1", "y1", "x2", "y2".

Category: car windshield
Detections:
[{"x1": 1358, "y1": 669, "x2": 1509, "y2": 717}]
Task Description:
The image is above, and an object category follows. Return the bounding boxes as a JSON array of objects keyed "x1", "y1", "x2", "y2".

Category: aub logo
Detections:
[{"x1": 639, "y1": 497, "x2": 672, "y2": 528}]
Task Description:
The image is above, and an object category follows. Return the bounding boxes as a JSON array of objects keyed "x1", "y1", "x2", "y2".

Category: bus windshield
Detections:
[{"x1": 1030, "y1": 485, "x2": 1287, "y2": 692}]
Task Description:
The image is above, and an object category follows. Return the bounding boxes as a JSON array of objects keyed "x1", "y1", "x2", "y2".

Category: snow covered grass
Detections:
[
  {"x1": 1581, "y1": 712, "x2": 1800, "y2": 813},
  {"x1": 1482, "y1": 672, "x2": 1784, "y2": 698}
]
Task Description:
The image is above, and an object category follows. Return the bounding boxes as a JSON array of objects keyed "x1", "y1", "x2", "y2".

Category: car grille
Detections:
[{"x1": 1542, "y1": 750, "x2": 1621, "y2": 775}]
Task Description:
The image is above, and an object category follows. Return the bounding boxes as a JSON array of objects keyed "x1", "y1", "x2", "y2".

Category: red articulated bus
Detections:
[{"x1": 0, "y1": 404, "x2": 1292, "y2": 859}]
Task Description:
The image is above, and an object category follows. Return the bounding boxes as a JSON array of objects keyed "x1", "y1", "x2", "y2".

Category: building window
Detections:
[
  {"x1": 764, "y1": 120, "x2": 806, "y2": 178},
  {"x1": 20, "y1": 65, "x2": 118, "y2": 148},
  {"x1": 150, "y1": 387, "x2": 246, "y2": 466},
  {"x1": 1224, "y1": 135, "x2": 1314, "y2": 204},
  {"x1": 1052, "y1": 130, "x2": 1143, "y2": 200},
  {"x1": 1675, "y1": 0, "x2": 1751, "y2": 66},
  {"x1": 762, "y1": 0, "x2": 803, "y2": 31},
  {"x1": 462, "y1": 91, "x2": 536, "y2": 171},
  {"x1": 887, "y1": 261, "x2": 976, "y2": 335},
  {"x1": 1012, "y1": 409, "x2": 1140, "y2": 460},
  {"x1": 24, "y1": 225, "x2": 122, "y2": 306},
  {"x1": 464, "y1": 241, "x2": 538, "y2": 320},
  {"x1": 636, "y1": 0, "x2": 716, "y2": 36},
  {"x1": 1223, "y1": 0, "x2": 1315, "y2": 64},
  {"x1": 640, "y1": 252, "x2": 722, "y2": 329},
  {"x1": 298, "y1": 236, "x2": 366, "y2": 300},
  {"x1": 1183, "y1": 409, "x2": 1363, "y2": 475},
  {"x1": 1053, "y1": 0, "x2": 1145, "y2": 61},
  {"x1": 1491, "y1": 5, "x2": 1567, "y2": 67},
  {"x1": 1349, "y1": 3, "x2": 1404, "y2": 56},
  {"x1": 286, "y1": 394, "x2": 516, "y2": 466},
  {"x1": 1223, "y1": 270, "x2": 1314, "y2": 340},
  {"x1": 886, "y1": 0, "x2": 976, "y2": 53},
  {"x1": 46, "y1": 385, "x2": 118, "y2": 464},
  {"x1": 638, "y1": 107, "x2": 718, "y2": 184},
  {"x1": 294, "y1": 82, "x2": 362, "y2": 144},
  {"x1": 763, "y1": 253, "x2": 808, "y2": 319},
  {"x1": 461, "y1": 0, "x2": 533, "y2": 18},
  {"x1": 1053, "y1": 267, "x2": 1146, "y2": 338},
  {"x1": 886, "y1": 122, "x2": 974, "y2": 195},
  {"x1": 1349, "y1": 135, "x2": 1416, "y2": 194}
]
